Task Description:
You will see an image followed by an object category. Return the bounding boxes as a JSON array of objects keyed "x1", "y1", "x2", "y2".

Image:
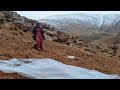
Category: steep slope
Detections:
[
  {"x1": 1, "y1": 11, "x2": 120, "y2": 79},
  {"x1": 1, "y1": 31, "x2": 120, "y2": 77},
  {"x1": 1, "y1": 22, "x2": 120, "y2": 78}
]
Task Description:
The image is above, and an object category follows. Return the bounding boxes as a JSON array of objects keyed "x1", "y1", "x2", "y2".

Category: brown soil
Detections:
[
  {"x1": 1, "y1": 24, "x2": 120, "y2": 79},
  {"x1": 0, "y1": 71, "x2": 30, "y2": 79}
]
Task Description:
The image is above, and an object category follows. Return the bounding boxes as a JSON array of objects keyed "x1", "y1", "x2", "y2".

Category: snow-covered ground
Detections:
[{"x1": 0, "y1": 58, "x2": 119, "y2": 79}]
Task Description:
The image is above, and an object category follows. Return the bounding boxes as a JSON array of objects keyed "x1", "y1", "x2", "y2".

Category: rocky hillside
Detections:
[
  {"x1": 0, "y1": 11, "x2": 86, "y2": 46},
  {"x1": 1, "y1": 11, "x2": 120, "y2": 79}
]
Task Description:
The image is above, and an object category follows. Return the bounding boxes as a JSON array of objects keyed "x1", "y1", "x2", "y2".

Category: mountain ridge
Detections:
[{"x1": 39, "y1": 13, "x2": 120, "y2": 34}]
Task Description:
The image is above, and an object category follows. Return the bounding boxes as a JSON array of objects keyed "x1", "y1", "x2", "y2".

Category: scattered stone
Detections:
[{"x1": 67, "y1": 56, "x2": 75, "y2": 59}]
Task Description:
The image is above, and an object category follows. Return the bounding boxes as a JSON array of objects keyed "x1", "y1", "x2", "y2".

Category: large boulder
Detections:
[
  {"x1": 0, "y1": 12, "x2": 5, "y2": 24},
  {"x1": 21, "y1": 25, "x2": 31, "y2": 32},
  {"x1": 44, "y1": 34, "x2": 53, "y2": 41},
  {"x1": 0, "y1": 11, "x2": 25, "y2": 23},
  {"x1": 3, "y1": 23, "x2": 11, "y2": 28},
  {"x1": 56, "y1": 31, "x2": 71, "y2": 43},
  {"x1": 44, "y1": 30, "x2": 58, "y2": 41},
  {"x1": 0, "y1": 12, "x2": 4, "y2": 19},
  {"x1": 12, "y1": 12, "x2": 19, "y2": 20},
  {"x1": 72, "y1": 37, "x2": 86, "y2": 46},
  {"x1": 13, "y1": 19, "x2": 25, "y2": 24},
  {"x1": 52, "y1": 36, "x2": 58, "y2": 41},
  {"x1": 45, "y1": 30, "x2": 58, "y2": 37},
  {"x1": 1, "y1": 11, "x2": 13, "y2": 18},
  {"x1": 23, "y1": 16, "x2": 39, "y2": 24},
  {"x1": 12, "y1": 12, "x2": 25, "y2": 23},
  {"x1": 65, "y1": 39, "x2": 73, "y2": 45},
  {"x1": 44, "y1": 30, "x2": 72, "y2": 43}
]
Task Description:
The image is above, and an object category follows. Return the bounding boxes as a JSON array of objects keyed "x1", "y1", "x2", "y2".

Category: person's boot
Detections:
[
  {"x1": 34, "y1": 44, "x2": 37, "y2": 49},
  {"x1": 37, "y1": 48, "x2": 40, "y2": 51},
  {"x1": 40, "y1": 48, "x2": 44, "y2": 51}
]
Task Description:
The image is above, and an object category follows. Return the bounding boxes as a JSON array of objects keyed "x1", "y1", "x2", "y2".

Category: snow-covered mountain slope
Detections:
[{"x1": 39, "y1": 13, "x2": 120, "y2": 34}]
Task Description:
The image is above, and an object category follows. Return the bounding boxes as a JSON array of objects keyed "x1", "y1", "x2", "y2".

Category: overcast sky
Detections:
[{"x1": 15, "y1": 11, "x2": 120, "y2": 20}]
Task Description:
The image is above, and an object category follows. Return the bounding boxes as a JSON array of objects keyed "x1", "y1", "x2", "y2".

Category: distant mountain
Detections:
[{"x1": 39, "y1": 13, "x2": 120, "y2": 36}]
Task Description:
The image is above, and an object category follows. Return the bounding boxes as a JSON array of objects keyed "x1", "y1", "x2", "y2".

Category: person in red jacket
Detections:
[{"x1": 32, "y1": 23, "x2": 44, "y2": 51}]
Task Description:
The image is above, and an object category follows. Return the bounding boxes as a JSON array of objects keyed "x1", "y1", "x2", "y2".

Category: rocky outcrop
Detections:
[
  {"x1": 0, "y1": 11, "x2": 39, "y2": 25},
  {"x1": 0, "y1": 11, "x2": 37, "y2": 33},
  {"x1": 0, "y1": 11, "x2": 24, "y2": 23},
  {"x1": 44, "y1": 30, "x2": 86, "y2": 47}
]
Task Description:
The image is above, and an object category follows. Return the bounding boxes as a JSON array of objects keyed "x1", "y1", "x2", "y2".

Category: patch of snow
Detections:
[{"x1": 0, "y1": 58, "x2": 119, "y2": 79}]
